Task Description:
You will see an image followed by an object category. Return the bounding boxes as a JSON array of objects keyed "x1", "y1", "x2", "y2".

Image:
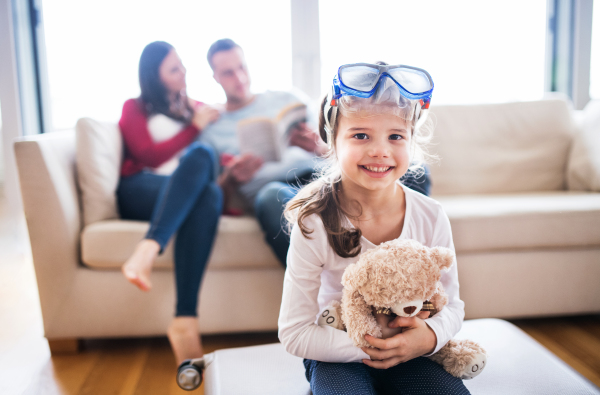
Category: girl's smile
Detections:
[{"x1": 359, "y1": 164, "x2": 395, "y2": 178}]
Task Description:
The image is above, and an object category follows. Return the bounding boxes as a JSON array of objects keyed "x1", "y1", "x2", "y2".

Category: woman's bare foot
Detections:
[
  {"x1": 168, "y1": 317, "x2": 203, "y2": 365},
  {"x1": 121, "y1": 239, "x2": 160, "y2": 291}
]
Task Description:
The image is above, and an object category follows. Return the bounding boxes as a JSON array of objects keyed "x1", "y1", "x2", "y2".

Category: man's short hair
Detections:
[{"x1": 207, "y1": 38, "x2": 241, "y2": 69}]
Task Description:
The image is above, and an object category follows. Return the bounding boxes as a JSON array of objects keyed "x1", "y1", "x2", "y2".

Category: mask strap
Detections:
[
  {"x1": 414, "y1": 98, "x2": 431, "y2": 131},
  {"x1": 324, "y1": 85, "x2": 339, "y2": 148}
]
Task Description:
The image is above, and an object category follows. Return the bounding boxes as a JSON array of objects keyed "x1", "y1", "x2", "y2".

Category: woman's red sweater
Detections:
[{"x1": 119, "y1": 98, "x2": 200, "y2": 176}]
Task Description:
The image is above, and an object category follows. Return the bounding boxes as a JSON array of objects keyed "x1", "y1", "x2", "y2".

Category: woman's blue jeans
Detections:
[
  {"x1": 117, "y1": 142, "x2": 223, "y2": 317},
  {"x1": 254, "y1": 167, "x2": 431, "y2": 267}
]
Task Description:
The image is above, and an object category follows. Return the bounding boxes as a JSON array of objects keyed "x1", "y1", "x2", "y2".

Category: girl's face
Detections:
[
  {"x1": 335, "y1": 112, "x2": 411, "y2": 193},
  {"x1": 159, "y1": 49, "x2": 187, "y2": 94}
]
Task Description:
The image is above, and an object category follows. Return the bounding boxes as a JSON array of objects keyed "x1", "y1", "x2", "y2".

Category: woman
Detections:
[{"x1": 117, "y1": 41, "x2": 221, "y2": 364}]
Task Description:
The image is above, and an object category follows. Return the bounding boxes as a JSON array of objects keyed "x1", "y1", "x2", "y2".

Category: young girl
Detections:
[{"x1": 278, "y1": 62, "x2": 470, "y2": 395}]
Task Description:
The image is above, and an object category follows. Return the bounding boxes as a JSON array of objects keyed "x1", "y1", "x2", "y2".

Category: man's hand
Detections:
[
  {"x1": 361, "y1": 311, "x2": 436, "y2": 369},
  {"x1": 288, "y1": 123, "x2": 328, "y2": 156},
  {"x1": 220, "y1": 153, "x2": 263, "y2": 185}
]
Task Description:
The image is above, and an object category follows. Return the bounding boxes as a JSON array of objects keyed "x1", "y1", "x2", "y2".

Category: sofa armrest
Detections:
[
  {"x1": 14, "y1": 131, "x2": 82, "y2": 331},
  {"x1": 567, "y1": 100, "x2": 600, "y2": 192}
]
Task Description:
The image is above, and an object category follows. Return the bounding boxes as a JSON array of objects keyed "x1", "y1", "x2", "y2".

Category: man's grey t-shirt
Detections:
[{"x1": 200, "y1": 90, "x2": 320, "y2": 205}]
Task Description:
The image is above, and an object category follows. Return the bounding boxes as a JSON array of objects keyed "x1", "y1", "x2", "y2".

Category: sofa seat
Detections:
[
  {"x1": 81, "y1": 191, "x2": 600, "y2": 271},
  {"x1": 437, "y1": 191, "x2": 600, "y2": 253},
  {"x1": 81, "y1": 216, "x2": 281, "y2": 270}
]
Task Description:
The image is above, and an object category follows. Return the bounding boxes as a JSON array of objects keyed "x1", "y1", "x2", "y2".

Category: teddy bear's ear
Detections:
[
  {"x1": 430, "y1": 246, "x2": 454, "y2": 270},
  {"x1": 341, "y1": 262, "x2": 370, "y2": 292}
]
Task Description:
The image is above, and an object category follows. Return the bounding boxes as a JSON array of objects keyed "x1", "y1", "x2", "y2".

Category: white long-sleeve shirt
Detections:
[{"x1": 278, "y1": 182, "x2": 465, "y2": 363}]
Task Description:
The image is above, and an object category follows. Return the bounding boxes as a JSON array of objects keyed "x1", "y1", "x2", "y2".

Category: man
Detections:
[{"x1": 202, "y1": 38, "x2": 430, "y2": 266}]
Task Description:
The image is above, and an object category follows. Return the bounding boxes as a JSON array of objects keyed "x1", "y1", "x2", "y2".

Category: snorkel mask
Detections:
[{"x1": 323, "y1": 63, "x2": 434, "y2": 148}]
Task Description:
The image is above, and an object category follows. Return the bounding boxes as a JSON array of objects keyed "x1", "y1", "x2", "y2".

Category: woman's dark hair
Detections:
[{"x1": 138, "y1": 41, "x2": 192, "y2": 122}]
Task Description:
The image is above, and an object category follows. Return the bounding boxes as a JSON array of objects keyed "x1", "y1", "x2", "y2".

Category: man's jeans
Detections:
[{"x1": 254, "y1": 167, "x2": 431, "y2": 267}]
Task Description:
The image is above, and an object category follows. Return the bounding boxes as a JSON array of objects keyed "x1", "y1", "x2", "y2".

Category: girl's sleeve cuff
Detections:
[{"x1": 422, "y1": 317, "x2": 446, "y2": 356}]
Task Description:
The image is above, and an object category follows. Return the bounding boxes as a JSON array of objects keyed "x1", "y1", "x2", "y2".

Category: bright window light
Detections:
[
  {"x1": 319, "y1": 0, "x2": 547, "y2": 105},
  {"x1": 590, "y1": 2, "x2": 600, "y2": 99},
  {"x1": 42, "y1": 0, "x2": 292, "y2": 130}
]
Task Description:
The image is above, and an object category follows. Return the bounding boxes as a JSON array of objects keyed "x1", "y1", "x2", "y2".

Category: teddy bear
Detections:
[{"x1": 317, "y1": 238, "x2": 487, "y2": 380}]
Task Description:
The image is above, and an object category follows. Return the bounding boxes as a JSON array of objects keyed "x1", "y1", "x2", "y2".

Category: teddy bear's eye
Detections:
[
  {"x1": 322, "y1": 310, "x2": 330, "y2": 317},
  {"x1": 472, "y1": 364, "x2": 479, "y2": 372},
  {"x1": 327, "y1": 317, "x2": 335, "y2": 324}
]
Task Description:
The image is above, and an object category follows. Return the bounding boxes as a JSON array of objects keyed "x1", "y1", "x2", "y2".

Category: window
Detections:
[
  {"x1": 319, "y1": 0, "x2": 547, "y2": 105},
  {"x1": 42, "y1": 0, "x2": 292, "y2": 130}
]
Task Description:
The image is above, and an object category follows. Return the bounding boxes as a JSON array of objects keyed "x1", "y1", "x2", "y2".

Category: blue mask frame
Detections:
[{"x1": 336, "y1": 63, "x2": 434, "y2": 102}]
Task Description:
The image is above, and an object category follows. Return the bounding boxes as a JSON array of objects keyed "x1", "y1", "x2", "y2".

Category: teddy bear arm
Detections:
[
  {"x1": 427, "y1": 339, "x2": 487, "y2": 379},
  {"x1": 429, "y1": 283, "x2": 448, "y2": 313},
  {"x1": 342, "y1": 291, "x2": 381, "y2": 348}
]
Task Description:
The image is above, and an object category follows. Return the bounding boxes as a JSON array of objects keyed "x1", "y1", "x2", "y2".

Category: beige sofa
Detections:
[{"x1": 14, "y1": 98, "x2": 600, "y2": 347}]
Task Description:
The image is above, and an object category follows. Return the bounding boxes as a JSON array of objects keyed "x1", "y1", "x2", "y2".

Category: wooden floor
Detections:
[
  {"x1": 0, "y1": 195, "x2": 599, "y2": 394},
  {"x1": 28, "y1": 333, "x2": 281, "y2": 395}
]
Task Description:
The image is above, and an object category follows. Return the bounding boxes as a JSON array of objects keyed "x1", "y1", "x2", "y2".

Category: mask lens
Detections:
[
  {"x1": 388, "y1": 68, "x2": 432, "y2": 94},
  {"x1": 339, "y1": 65, "x2": 380, "y2": 92}
]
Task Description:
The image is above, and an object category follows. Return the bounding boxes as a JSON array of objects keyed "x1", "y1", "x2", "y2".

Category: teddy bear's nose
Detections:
[
  {"x1": 391, "y1": 300, "x2": 423, "y2": 317},
  {"x1": 404, "y1": 306, "x2": 417, "y2": 315}
]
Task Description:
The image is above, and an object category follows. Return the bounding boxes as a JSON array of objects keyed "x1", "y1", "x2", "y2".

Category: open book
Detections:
[{"x1": 236, "y1": 102, "x2": 307, "y2": 162}]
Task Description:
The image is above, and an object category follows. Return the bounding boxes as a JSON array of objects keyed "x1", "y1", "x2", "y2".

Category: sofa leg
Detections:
[{"x1": 47, "y1": 338, "x2": 81, "y2": 354}]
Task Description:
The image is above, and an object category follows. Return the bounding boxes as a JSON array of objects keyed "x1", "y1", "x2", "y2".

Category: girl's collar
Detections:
[{"x1": 344, "y1": 181, "x2": 411, "y2": 247}]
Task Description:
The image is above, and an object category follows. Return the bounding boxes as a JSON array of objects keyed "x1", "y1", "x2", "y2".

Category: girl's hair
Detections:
[
  {"x1": 138, "y1": 41, "x2": 193, "y2": 122},
  {"x1": 284, "y1": 62, "x2": 435, "y2": 258}
]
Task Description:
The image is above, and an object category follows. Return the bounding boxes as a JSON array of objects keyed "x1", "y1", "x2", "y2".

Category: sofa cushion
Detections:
[
  {"x1": 430, "y1": 99, "x2": 574, "y2": 195},
  {"x1": 76, "y1": 118, "x2": 123, "y2": 226},
  {"x1": 438, "y1": 192, "x2": 600, "y2": 253},
  {"x1": 568, "y1": 99, "x2": 600, "y2": 192},
  {"x1": 80, "y1": 216, "x2": 281, "y2": 270},
  {"x1": 82, "y1": 192, "x2": 600, "y2": 269}
]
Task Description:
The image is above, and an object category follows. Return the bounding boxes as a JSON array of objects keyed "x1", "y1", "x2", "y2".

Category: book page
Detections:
[
  {"x1": 276, "y1": 103, "x2": 308, "y2": 147},
  {"x1": 236, "y1": 117, "x2": 279, "y2": 162}
]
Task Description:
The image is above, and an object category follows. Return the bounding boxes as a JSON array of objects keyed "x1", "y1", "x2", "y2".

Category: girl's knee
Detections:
[
  {"x1": 305, "y1": 361, "x2": 376, "y2": 395},
  {"x1": 388, "y1": 357, "x2": 470, "y2": 395}
]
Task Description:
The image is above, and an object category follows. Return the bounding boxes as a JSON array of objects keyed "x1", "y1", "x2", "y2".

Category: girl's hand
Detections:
[
  {"x1": 192, "y1": 105, "x2": 220, "y2": 131},
  {"x1": 361, "y1": 311, "x2": 436, "y2": 369}
]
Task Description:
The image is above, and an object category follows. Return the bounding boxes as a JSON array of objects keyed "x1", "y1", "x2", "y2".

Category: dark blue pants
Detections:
[
  {"x1": 116, "y1": 143, "x2": 223, "y2": 317},
  {"x1": 304, "y1": 357, "x2": 470, "y2": 395},
  {"x1": 254, "y1": 167, "x2": 432, "y2": 266}
]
